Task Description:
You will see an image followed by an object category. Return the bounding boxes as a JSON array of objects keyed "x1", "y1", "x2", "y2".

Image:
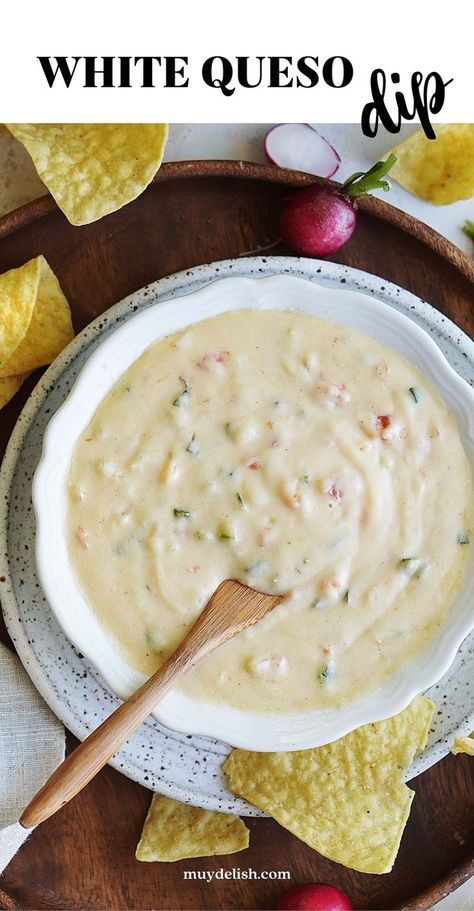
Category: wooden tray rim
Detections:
[{"x1": 0, "y1": 159, "x2": 473, "y2": 288}]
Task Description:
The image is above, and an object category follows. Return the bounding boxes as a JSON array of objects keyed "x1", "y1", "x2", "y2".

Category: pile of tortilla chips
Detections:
[
  {"x1": 0, "y1": 255, "x2": 73, "y2": 408},
  {"x1": 6, "y1": 124, "x2": 168, "y2": 226},
  {"x1": 390, "y1": 124, "x2": 474, "y2": 205},
  {"x1": 136, "y1": 697, "x2": 434, "y2": 874}
]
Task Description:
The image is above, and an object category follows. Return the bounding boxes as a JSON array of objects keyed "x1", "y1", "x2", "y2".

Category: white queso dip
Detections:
[{"x1": 67, "y1": 310, "x2": 473, "y2": 713}]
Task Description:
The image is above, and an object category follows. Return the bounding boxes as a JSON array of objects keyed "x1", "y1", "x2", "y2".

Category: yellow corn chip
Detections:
[
  {"x1": 224, "y1": 697, "x2": 434, "y2": 875},
  {"x1": 452, "y1": 733, "x2": 474, "y2": 756},
  {"x1": 0, "y1": 374, "x2": 29, "y2": 408},
  {"x1": 0, "y1": 255, "x2": 73, "y2": 410},
  {"x1": 0, "y1": 256, "x2": 73, "y2": 378},
  {"x1": 0, "y1": 258, "x2": 40, "y2": 370},
  {"x1": 390, "y1": 125, "x2": 474, "y2": 205},
  {"x1": 135, "y1": 794, "x2": 249, "y2": 863},
  {"x1": 6, "y1": 124, "x2": 169, "y2": 226}
]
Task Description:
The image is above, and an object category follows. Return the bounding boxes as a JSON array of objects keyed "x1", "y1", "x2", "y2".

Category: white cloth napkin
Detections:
[{"x1": 0, "y1": 641, "x2": 65, "y2": 874}]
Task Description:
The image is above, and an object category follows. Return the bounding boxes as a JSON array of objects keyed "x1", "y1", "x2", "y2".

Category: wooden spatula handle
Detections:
[
  {"x1": 20, "y1": 580, "x2": 280, "y2": 829},
  {"x1": 19, "y1": 639, "x2": 202, "y2": 829}
]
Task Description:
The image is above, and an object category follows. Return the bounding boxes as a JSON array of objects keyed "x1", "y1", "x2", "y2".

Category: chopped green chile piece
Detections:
[
  {"x1": 145, "y1": 629, "x2": 164, "y2": 655},
  {"x1": 195, "y1": 529, "x2": 214, "y2": 541},
  {"x1": 245, "y1": 560, "x2": 267, "y2": 576},
  {"x1": 311, "y1": 598, "x2": 324, "y2": 609},
  {"x1": 399, "y1": 557, "x2": 422, "y2": 577},
  {"x1": 457, "y1": 532, "x2": 470, "y2": 545},
  {"x1": 172, "y1": 377, "x2": 189, "y2": 407},
  {"x1": 186, "y1": 433, "x2": 198, "y2": 454},
  {"x1": 236, "y1": 491, "x2": 244, "y2": 506},
  {"x1": 343, "y1": 588, "x2": 351, "y2": 603},
  {"x1": 318, "y1": 661, "x2": 334, "y2": 682},
  {"x1": 218, "y1": 520, "x2": 235, "y2": 540},
  {"x1": 174, "y1": 508, "x2": 191, "y2": 519}
]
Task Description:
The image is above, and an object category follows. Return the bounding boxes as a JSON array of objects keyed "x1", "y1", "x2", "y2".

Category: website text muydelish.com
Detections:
[{"x1": 183, "y1": 869, "x2": 291, "y2": 882}]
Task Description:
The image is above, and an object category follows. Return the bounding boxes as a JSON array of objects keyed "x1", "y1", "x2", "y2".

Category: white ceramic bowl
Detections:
[{"x1": 33, "y1": 273, "x2": 474, "y2": 751}]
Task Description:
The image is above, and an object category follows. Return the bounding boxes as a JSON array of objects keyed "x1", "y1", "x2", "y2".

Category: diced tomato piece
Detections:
[
  {"x1": 75, "y1": 526, "x2": 90, "y2": 549},
  {"x1": 195, "y1": 350, "x2": 230, "y2": 370},
  {"x1": 376, "y1": 414, "x2": 391, "y2": 430}
]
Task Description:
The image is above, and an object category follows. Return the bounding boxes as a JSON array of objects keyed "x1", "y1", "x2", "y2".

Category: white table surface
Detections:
[{"x1": 0, "y1": 122, "x2": 472, "y2": 910}]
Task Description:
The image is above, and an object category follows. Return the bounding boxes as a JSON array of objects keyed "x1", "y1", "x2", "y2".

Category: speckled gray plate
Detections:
[{"x1": 1, "y1": 256, "x2": 473, "y2": 815}]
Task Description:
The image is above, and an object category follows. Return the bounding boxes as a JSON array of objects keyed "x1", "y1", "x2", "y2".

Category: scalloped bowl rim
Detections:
[{"x1": 32, "y1": 272, "x2": 474, "y2": 751}]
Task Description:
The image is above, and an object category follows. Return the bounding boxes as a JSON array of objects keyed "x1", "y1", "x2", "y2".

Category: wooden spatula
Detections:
[{"x1": 20, "y1": 580, "x2": 282, "y2": 829}]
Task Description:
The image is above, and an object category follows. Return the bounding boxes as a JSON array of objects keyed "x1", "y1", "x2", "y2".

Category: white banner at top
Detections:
[{"x1": 1, "y1": 0, "x2": 471, "y2": 126}]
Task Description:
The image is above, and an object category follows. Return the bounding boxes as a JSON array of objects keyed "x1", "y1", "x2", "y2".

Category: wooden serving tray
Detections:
[{"x1": 0, "y1": 161, "x2": 473, "y2": 911}]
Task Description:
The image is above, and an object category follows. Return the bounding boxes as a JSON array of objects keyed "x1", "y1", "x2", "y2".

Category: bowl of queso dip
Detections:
[{"x1": 33, "y1": 273, "x2": 474, "y2": 750}]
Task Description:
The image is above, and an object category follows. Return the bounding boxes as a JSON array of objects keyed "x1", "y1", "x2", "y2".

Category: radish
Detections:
[
  {"x1": 265, "y1": 124, "x2": 340, "y2": 178},
  {"x1": 276, "y1": 882, "x2": 353, "y2": 911},
  {"x1": 280, "y1": 154, "x2": 397, "y2": 258}
]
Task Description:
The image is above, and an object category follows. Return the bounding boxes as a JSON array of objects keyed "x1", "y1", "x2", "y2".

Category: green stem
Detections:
[
  {"x1": 343, "y1": 153, "x2": 398, "y2": 200},
  {"x1": 462, "y1": 219, "x2": 474, "y2": 242}
]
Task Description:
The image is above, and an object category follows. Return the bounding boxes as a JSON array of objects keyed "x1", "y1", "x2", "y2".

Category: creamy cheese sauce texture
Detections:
[{"x1": 67, "y1": 310, "x2": 472, "y2": 713}]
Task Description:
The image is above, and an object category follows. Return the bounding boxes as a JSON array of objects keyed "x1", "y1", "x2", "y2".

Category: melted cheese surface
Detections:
[{"x1": 67, "y1": 310, "x2": 473, "y2": 713}]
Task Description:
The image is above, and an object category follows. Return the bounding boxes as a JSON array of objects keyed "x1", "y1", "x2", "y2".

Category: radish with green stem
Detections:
[{"x1": 280, "y1": 154, "x2": 398, "y2": 258}]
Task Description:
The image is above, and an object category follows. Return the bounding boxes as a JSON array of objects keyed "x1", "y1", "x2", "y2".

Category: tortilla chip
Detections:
[
  {"x1": 0, "y1": 258, "x2": 40, "y2": 370},
  {"x1": 135, "y1": 794, "x2": 249, "y2": 862},
  {"x1": 0, "y1": 256, "x2": 73, "y2": 378},
  {"x1": 0, "y1": 374, "x2": 29, "y2": 408},
  {"x1": 6, "y1": 124, "x2": 169, "y2": 226},
  {"x1": 390, "y1": 125, "x2": 474, "y2": 205},
  {"x1": 224, "y1": 696, "x2": 434, "y2": 875},
  {"x1": 0, "y1": 255, "x2": 73, "y2": 410},
  {"x1": 452, "y1": 733, "x2": 474, "y2": 756}
]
